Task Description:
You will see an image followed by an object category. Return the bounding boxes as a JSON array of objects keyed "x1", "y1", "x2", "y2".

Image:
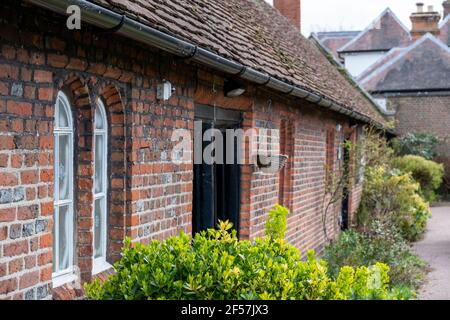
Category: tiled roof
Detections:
[
  {"x1": 360, "y1": 34, "x2": 450, "y2": 92},
  {"x1": 90, "y1": 0, "x2": 386, "y2": 124},
  {"x1": 313, "y1": 31, "x2": 360, "y2": 60},
  {"x1": 357, "y1": 47, "x2": 406, "y2": 82},
  {"x1": 439, "y1": 14, "x2": 450, "y2": 46},
  {"x1": 339, "y1": 8, "x2": 412, "y2": 53}
]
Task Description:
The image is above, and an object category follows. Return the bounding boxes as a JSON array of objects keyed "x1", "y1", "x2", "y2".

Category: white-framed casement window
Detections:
[
  {"x1": 92, "y1": 99, "x2": 110, "y2": 274},
  {"x1": 53, "y1": 91, "x2": 76, "y2": 288}
]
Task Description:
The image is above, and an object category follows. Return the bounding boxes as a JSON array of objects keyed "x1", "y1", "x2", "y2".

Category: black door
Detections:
[
  {"x1": 193, "y1": 122, "x2": 215, "y2": 232},
  {"x1": 341, "y1": 137, "x2": 351, "y2": 230},
  {"x1": 193, "y1": 105, "x2": 242, "y2": 235}
]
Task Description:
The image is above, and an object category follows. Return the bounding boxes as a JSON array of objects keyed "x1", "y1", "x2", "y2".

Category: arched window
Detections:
[
  {"x1": 53, "y1": 91, "x2": 75, "y2": 287},
  {"x1": 93, "y1": 99, "x2": 109, "y2": 274}
]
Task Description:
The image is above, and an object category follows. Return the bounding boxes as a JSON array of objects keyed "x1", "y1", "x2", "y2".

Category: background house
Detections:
[
  {"x1": 314, "y1": 1, "x2": 450, "y2": 190},
  {"x1": 336, "y1": 8, "x2": 412, "y2": 77},
  {"x1": 313, "y1": 31, "x2": 361, "y2": 64}
]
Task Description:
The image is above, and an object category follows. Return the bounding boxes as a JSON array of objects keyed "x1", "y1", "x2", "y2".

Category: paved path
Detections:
[{"x1": 413, "y1": 206, "x2": 450, "y2": 300}]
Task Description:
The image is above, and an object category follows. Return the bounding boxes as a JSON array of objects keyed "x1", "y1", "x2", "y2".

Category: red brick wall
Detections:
[
  {"x1": 390, "y1": 95, "x2": 450, "y2": 150},
  {"x1": 0, "y1": 1, "x2": 194, "y2": 299},
  {"x1": 274, "y1": 0, "x2": 302, "y2": 31},
  {"x1": 0, "y1": 1, "x2": 365, "y2": 299},
  {"x1": 389, "y1": 94, "x2": 450, "y2": 189}
]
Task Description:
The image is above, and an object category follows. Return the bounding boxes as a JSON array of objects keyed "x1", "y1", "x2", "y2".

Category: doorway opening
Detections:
[
  {"x1": 193, "y1": 105, "x2": 242, "y2": 235},
  {"x1": 340, "y1": 134, "x2": 352, "y2": 230}
]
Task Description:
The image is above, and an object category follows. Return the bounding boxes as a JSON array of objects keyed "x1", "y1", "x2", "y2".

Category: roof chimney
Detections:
[
  {"x1": 443, "y1": 1, "x2": 450, "y2": 18},
  {"x1": 417, "y1": 2, "x2": 424, "y2": 12},
  {"x1": 273, "y1": 0, "x2": 301, "y2": 32},
  {"x1": 410, "y1": 2, "x2": 441, "y2": 40}
]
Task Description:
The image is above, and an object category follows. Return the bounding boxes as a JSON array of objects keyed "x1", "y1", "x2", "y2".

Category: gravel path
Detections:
[{"x1": 413, "y1": 206, "x2": 450, "y2": 300}]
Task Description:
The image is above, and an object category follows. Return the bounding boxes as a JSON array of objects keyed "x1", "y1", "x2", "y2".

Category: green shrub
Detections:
[
  {"x1": 265, "y1": 204, "x2": 289, "y2": 240},
  {"x1": 324, "y1": 222, "x2": 425, "y2": 293},
  {"x1": 85, "y1": 207, "x2": 404, "y2": 300},
  {"x1": 392, "y1": 133, "x2": 440, "y2": 160},
  {"x1": 357, "y1": 166, "x2": 431, "y2": 241},
  {"x1": 393, "y1": 155, "x2": 444, "y2": 202}
]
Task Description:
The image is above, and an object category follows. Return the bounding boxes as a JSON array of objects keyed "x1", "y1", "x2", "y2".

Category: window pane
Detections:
[
  {"x1": 58, "y1": 205, "x2": 70, "y2": 271},
  {"x1": 94, "y1": 198, "x2": 104, "y2": 258},
  {"x1": 58, "y1": 134, "x2": 70, "y2": 200},
  {"x1": 94, "y1": 134, "x2": 104, "y2": 194},
  {"x1": 95, "y1": 106, "x2": 104, "y2": 130},
  {"x1": 58, "y1": 100, "x2": 69, "y2": 128}
]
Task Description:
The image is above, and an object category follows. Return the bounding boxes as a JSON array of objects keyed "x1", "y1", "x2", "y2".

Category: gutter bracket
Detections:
[
  {"x1": 258, "y1": 77, "x2": 271, "y2": 86},
  {"x1": 236, "y1": 66, "x2": 247, "y2": 77},
  {"x1": 97, "y1": 14, "x2": 126, "y2": 34},
  {"x1": 184, "y1": 45, "x2": 198, "y2": 59}
]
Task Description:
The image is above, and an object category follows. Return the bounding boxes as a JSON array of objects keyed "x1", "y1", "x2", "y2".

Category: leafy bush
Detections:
[
  {"x1": 392, "y1": 133, "x2": 440, "y2": 160},
  {"x1": 360, "y1": 127, "x2": 395, "y2": 169},
  {"x1": 265, "y1": 204, "x2": 289, "y2": 240},
  {"x1": 357, "y1": 166, "x2": 431, "y2": 242},
  {"x1": 393, "y1": 155, "x2": 444, "y2": 202},
  {"x1": 324, "y1": 222, "x2": 425, "y2": 294},
  {"x1": 85, "y1": 207, "x2": 404, "y2": 300}
]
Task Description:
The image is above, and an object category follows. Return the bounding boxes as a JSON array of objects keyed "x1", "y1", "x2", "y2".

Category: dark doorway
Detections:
[
  {"x1": 193, "y1": 105, "x2": 242, "y2": 235},
  {"x1": 341, "y1": 135, "x2": 351, "y2": 230}
]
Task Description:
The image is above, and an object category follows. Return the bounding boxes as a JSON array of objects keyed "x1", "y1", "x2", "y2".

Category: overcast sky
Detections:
[{"x1": 265, "y1": 0, "x2": 445, "y2": 36}]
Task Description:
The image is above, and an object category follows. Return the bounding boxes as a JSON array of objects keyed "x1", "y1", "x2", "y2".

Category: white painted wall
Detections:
[{"x1": 342, "y1": 51, "x2": 387, "y2": 77}]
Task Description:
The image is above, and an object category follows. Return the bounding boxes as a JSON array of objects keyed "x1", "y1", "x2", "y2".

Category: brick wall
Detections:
[
  {"x1": 389, "y1": 94, "x2": 450, "y2": 161},
  {"x1": 0, "y1": 0, "x2": 366, "y2": 299},
  {"x1": 274, "y1": 0, "x2": 302, "y2": 31},
  {"x1": 389, "y1": 95, "x2": 450, "y2": 147},
  {"x1": 388, "y1": 94, "x2": 450, "y2": 189},
  {"x1": 0, "y1": 1, "x2": 194, "y2": 299}
]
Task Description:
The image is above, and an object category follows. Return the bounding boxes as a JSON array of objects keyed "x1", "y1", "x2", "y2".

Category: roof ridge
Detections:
[
  {"x1": 357, "y1": 46, "x2": 406, "y2": 82},
  {"x1": 360, "y1": 33, "x2": 450, "y2": 85},
  {"x1": 389, "y1": 8, "x2": 413, "y2": 39},
  {"x1": 338, "y1": 7, "x2": 411, "y2": 53},
  {"x1": 440, "y1": 13, "x2": 450, "y2": 28}
]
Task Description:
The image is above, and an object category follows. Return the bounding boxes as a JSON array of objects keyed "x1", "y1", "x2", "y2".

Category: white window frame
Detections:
[
  {"x1": 356, "y1": 127, "x2": 366, "y2": 184},
  {"x1": 374, "y1": 98, "x2": 388, "y2": 112},
  {"x1": 53, "y1": 91, "x2": 76, "y2": 288},
  {"x1": 92, "y1": 98, "x2": 111, "y2": 275}
]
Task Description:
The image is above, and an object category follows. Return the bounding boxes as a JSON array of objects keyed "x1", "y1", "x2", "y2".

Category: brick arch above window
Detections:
[{"x1": 95, "y1": 83, "x2": 129, "y2": 263}]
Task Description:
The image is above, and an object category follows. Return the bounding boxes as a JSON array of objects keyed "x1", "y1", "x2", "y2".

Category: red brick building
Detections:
[{"x1": 0, "y1": 0, "x2": 386, "y2": 299}]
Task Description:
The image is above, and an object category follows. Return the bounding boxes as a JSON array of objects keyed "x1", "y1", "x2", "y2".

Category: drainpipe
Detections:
[{"x1": 26, "y1": 0, "x2": 382, "y2": 128}]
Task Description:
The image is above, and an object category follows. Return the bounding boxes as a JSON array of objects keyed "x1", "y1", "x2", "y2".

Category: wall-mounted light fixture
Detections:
[
  {"x1": 224, "y1": 78, "x2": 246, "y2": 97},
  {"x1": 157, "y1": 80, "x2": 175, "y2": 101},
  {"x1": 255, "y1": 154, "x2": 289, "y2": 174}
]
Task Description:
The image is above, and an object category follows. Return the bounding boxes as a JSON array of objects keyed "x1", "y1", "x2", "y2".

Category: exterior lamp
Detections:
[{"x1": 224, "y1": 79, "x2": 246, "y2": 97}]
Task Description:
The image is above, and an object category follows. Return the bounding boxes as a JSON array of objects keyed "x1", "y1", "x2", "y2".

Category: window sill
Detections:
[
  {"x1": 92, "y1": 260, "x2": 113, "y2": 275},
  {"x1": 52, "y1": 272, "x2": 77, "y2": 289}
]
